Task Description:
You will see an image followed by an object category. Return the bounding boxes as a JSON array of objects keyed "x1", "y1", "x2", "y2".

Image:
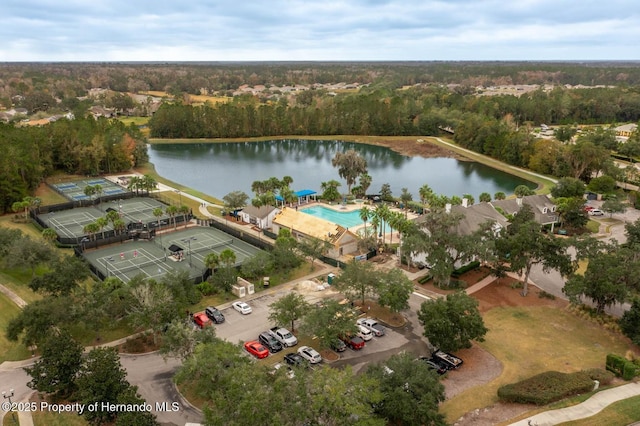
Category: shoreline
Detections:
[{"x1": 147, "y1": 135, "x2": 557, "y2": 194}]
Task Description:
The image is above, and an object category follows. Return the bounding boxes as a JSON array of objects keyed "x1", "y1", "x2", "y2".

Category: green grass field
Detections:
[
  {"x1": 0, "y1": 293, "x2": 31, "y2": 363},
  {"x1": 558, "y1": 395, "x2": 640, "y2": 426},
  {"x1": 441, "y1": 306, "x2": 637, "y2": 423}
]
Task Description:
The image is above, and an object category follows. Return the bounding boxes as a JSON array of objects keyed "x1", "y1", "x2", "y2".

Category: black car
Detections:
[
  {"x1": 258, "y1": 332, "x2": 283, "y2": 353},
  {"x1": 284, "y1": 352, "x2": 305, "y2": 367},
  {"x1": 205, "y1": 306, "x2": 225, "y2": 324},
  {"x1": 418, "y1": 356, "x2": 448, "y2": 375},
  {"x1": 330, "y1": 338, "x2": 347, "y2": 352}
]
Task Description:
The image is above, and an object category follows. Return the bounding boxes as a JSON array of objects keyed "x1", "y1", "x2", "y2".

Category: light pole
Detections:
[
  {"x1": 175, "y1": 190, "x2": 182, "y2": 206},
  {"x1": 2, "y1": 389, "x2": 16, "y2": 424},
  {"x1": 182, "y1": 237, "x2": 195, "y2": 267}
]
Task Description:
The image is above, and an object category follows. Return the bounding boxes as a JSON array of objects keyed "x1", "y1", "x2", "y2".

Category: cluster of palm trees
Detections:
[
  {"x1": 126, "y1": 175, "x2": 158, "y2": 195},
  {"x1": 153, "y1": 205, "x2": 190, "y2": 230},
  {"x1": 251, "y1": 176, "x2": 297, "y2": 208},
  {"x1": 11, "y1": 196, "x2": 41, "y2": 222},
  {"x1": 82, "y1": 209, "x2": 126, "y2": 241},
  {"x1": 358, "y1": 204, "x2": 412, "y2": 249}
]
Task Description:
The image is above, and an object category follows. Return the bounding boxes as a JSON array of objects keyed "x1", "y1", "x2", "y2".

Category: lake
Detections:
[{"x1": 147, "y1": 139, "x2": 535, "y2": 200}]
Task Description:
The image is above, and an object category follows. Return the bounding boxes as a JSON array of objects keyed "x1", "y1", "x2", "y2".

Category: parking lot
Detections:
[{"x1": 209, "y1": 286, "x2": 434, "y2": 374}]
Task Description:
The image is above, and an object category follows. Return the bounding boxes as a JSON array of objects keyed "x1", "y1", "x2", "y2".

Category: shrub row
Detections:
[
  {"x1": 497, "y1": 370, "x2": 613, "y2": 405},
  {"x1": 417, "y1": 274, "x2": 433, "y2": 284},
  {"x1": 606, "y1": 354, "x2": 640, "y2": 380},
  {"x1": 451, "y1": 261, "x2": 480, "y2": 278}
]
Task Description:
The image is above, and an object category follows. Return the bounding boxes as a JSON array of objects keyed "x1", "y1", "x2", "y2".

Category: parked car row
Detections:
[{"x1": 338, "y1": 317, "x2": 387, "y2": 351}]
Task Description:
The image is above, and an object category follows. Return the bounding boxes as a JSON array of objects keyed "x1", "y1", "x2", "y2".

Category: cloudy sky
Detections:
[{"x1": 1, "y1": 0, "x2": 638, "y2": 61}]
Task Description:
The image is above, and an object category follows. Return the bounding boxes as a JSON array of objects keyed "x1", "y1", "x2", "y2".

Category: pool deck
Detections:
[{"x1": 298, "y1": 200, "x2": 418, "y2": 238}]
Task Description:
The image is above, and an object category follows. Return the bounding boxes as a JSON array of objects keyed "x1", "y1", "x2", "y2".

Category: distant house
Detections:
[
  {"x1": 491, "y1": 195, "x2": 559, "y2": 228},
  {"x1": 238, "y1": 205, "x2": 278, "y2": 229},
  {"x1": 615, "y1": 123, "x2": 637, "y2": 142},
  {"x1": 89, "y1": 106, "x2": 115, "y2": 119},
  {"x1": 272, "y1": 207, "x2": 359, "y2": 257}
]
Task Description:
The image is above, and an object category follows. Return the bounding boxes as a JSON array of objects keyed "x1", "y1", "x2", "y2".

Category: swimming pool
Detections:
[{"x1": 300, "y1": 206, "x2": 363, "y2": 229}]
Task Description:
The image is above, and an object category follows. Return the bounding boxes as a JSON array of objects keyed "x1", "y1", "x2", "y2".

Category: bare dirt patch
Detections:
[{"x1": 358, "y1": 137, "x2": 468, "y2": 160}]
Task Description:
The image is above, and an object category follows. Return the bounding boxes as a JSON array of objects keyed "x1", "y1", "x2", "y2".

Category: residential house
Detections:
[
  {"x1": 272, "y1": 207, "x2": 359, "y2": 257},
  {"x1": 409, "y1": 200, "x2": 508, "y2": 267},
  {"x1": 238, "y1": 205, "x2": 279, "y2": 229},
  {"x1": 615, "y1": 123, "x2": 637, "y2": 142},
  {"x1": 491, "y1": 194, "x2": 559, "y2": 229}
]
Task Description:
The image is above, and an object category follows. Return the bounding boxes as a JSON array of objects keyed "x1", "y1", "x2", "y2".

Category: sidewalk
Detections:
[{"x1": 509, "y1": 382, "x2": 640, "y2": 425}]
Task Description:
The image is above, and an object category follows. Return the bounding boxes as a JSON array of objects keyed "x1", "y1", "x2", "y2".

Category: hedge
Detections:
[
  {"x1": 606, "y1": 353, "x2": 640, "y2": 380},
  {"x1": 451, "y1": 261, "x2": 480, "y2": 278},
  {"x1": 497, "y1": 370, "x2": 613, "y2": 405}
]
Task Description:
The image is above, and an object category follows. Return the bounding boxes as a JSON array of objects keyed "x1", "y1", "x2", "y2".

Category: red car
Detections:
[
  {"x1": 193, "y1": 312, "x2": 211, "y2": 329},
  {"x1": 244, "y1": 340, "x2": 269, "y2": 359},
  {"x1": 340, "y1": 335, "x2": 365, "y2": 350}
]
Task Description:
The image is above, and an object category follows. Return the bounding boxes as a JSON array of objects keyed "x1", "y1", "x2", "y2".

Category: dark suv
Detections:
[
  {"x1": 205, "y1": 306, "x2": 225, "y2": 324},
  {"x1": 258, "y1": 332, "x2": 283, "y2": 353}
]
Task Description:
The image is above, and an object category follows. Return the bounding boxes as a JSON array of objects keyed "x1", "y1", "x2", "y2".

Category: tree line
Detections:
[
  {"x1": 0, "y1": 117, "x2": 148, "y2": 214},
  {"x1": 4, "y1": 62, "x2": 640, "y2": 106}
]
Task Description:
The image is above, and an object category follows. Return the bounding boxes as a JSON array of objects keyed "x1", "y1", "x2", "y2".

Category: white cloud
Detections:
[{"x1": 0, "y1": 0, "x2": 638, "y2": 61}]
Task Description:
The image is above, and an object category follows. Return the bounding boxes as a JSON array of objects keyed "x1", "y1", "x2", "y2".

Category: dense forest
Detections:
[{"x1": 0, "y1": 118, "x2": 148, "y2": 213}]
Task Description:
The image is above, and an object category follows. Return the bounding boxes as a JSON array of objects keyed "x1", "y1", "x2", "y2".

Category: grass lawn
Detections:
[
  {"x1": 0, "y1": 293, "x2": 31, "y2": 363},
  {"x1": 586, "y1": 219, "x2": 601, "y2": 234},
  {"x1": 34, "y1": 181, "x2": 68, "y2": 206},
  {"x1": 558, "y1": 395, "x2": 640, "y2": 426},
  {"x1": 0, "y1": 269, "x2": 43, "y2": 304},
  {"x1": 0, "y1": 214, "x2": 44, "y2": 240},
  {"x1": 135, "y1": 163, "x2": 223, "y2": 206},
  {"x1": 31, "y1": 409, "x2": 88, "y2": 426},
  {"x1": 441, "y1": 306, "x2": 636, "y2": 423}
]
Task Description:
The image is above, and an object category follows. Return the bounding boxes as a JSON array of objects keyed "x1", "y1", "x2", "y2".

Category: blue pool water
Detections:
[{"x1": 300, "y1": 206, "x2": 363, "y2": 229}]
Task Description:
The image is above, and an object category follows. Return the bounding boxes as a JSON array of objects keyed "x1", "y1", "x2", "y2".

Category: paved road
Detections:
[{"x1": 529, "y1": 199, "x2": 640, "y2": 317}]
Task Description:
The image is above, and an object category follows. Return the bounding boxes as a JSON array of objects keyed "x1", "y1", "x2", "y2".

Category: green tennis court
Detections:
[
  {"x1": 82, "y1": 226, "x2": 263, "y2": 283},
  {"x1": 51, "y1": 178, "x2": 126, "y2": 201}
]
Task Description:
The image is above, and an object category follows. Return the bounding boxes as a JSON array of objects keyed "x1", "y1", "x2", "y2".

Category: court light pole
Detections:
[{"x1": 182, "y1": 237, "x2": 195, "y2": 267}]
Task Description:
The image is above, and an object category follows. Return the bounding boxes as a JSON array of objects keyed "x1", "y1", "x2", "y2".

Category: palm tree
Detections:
[
  {"x1": 359, "y1": 173, "x2": 372, "y2": 197},
  {"x1": 179, "y1": 205, "x2": 190, "y2": 228},
  {"x1": 152, "y1": 207, "x2": 164, "y2": 229},
  {"x1": 83, "y1": 222, "x2": 100, "y2": 241},
  {"x1": 113, "y1": 219, "x2": 126, "y2": 236},
  {"x1": 400, "y1": 187, "x2": 413, "y2": 218},
  {"x1": 141, "y1": 174, "x2": 158, "y2": 194},
  {"x1": 127, "y1": 176, "x2": 141, "y2": 195},
  {"x1": 219, "y1": 249, "x2": 237, "y2": 268},
  {"x1": 42, "y1": 228, "x2": 58, "y2": 245},
  {"x1": 106, "y1": 210, "x2": 120, "y2": 227},
  {"x1": 419, "y1": 184, "x2": 433, "y2": 214},
  {"x1": 204, "y1": 252, "x2": 220, "y2": 272},
  {"x1": 95, "y1": 216, "x2": 109, "y2": 239},
  {"x1": 12, "y1": 200, "x2": 29, "y2": 221},
  {"x1": 375, "y1": 204, "x2": 390, "y2": 245},
  {"x1": 94, "y1": 184, "x2": 103, "y2": 205},
  {"x1": 370, "y1": 215, "x2": 380, "y2": 244},
  {"x1": 359, "y1": 206, "x2": 371, "y2": 237},
  {"x1": 166, "y1": 205, "x2": 179, "y2": 229}
]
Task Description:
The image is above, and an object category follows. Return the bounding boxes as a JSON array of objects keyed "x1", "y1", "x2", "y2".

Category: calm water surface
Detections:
[{"x1": 148, "y1": 140, "x2": 534, "y2": 200}]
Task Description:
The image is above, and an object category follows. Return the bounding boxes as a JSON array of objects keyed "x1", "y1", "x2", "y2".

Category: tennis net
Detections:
[
  {"x1": 191, "y1": 239, "x2": 233, "y2": 254},
  {"x1": 110, "y1": 257, "x2": 163, "y2": 275}
]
